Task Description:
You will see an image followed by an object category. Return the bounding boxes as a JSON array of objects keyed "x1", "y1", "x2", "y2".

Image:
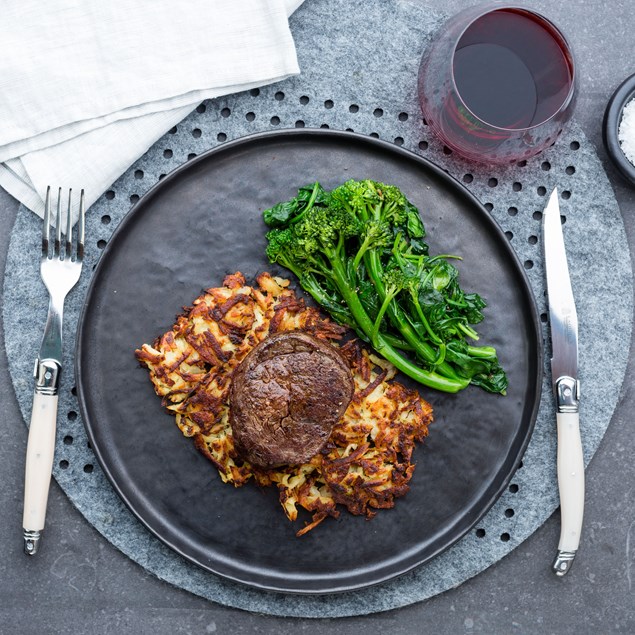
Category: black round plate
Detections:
[{"x1": 76, "y1": 129, "x2": 542, "y2": 594}]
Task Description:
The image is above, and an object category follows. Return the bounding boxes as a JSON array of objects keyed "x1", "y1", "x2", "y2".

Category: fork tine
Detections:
[
  {"x1": 54, "y1": 187, "x2": 62, "y2": 258},
  {"x1": 77, "y1": 189, "x2": 85, "y2": 262},
  {"x1": 42, "y1": 186, "x2": 51, "y2": 259},
  {"x1": 65, "y1": 189, "x2": 72, "y2": 259}
]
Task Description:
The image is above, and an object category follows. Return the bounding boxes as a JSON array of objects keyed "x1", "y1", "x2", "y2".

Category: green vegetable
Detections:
[{"x1": 263, "y1": 179, "x2": 507, "y2": 395}]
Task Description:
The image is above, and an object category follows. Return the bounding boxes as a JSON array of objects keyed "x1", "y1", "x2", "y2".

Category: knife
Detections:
[{"x1": 542, "y1": 187, "x2": 584, "y2": 576}]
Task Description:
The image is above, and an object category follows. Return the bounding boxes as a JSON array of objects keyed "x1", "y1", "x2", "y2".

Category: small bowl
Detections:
[{"x1": 603, "y1": 73, "x2": 635, "y2": 186}]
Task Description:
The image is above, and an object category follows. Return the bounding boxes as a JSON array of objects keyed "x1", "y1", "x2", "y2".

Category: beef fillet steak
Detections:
[{"x1": 229, "y1": 331, "x2": 354, "y2": 468}]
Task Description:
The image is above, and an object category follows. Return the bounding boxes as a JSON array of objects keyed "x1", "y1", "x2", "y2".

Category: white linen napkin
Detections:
[{"x1": 0, "y1": 0, "x2": 304, "y2": 220}]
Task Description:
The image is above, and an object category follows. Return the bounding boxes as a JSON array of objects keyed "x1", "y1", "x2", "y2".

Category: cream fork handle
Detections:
[{"x1": 22, "y1": 391, "x2": 58, "y2": 555}]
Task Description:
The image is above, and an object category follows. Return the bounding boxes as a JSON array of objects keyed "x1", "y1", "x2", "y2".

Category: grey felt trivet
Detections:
[{"x1": 3, "y1": 0, "x2": 633, "y2": 618}]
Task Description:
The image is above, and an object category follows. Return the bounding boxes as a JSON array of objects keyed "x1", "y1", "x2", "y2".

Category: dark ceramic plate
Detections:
[{"x1": 76, "y1": 129, "x2": 542, "y2": 594}]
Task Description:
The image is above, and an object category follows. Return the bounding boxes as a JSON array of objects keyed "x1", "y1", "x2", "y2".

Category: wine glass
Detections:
[{"x1": 418, "y1": 3, "x2": 576, "y2": 164}]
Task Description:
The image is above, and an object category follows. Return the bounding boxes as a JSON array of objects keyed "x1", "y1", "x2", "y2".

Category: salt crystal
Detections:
[{"x1": 618, "y1": 97, "x2": 635, "y2": 166}]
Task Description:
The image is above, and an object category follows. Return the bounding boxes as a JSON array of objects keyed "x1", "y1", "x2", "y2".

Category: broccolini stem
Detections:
[
  {"x1": 326, "y1": 251, "x2": 469, "y2": 393},
  {"x1": 363, "y1": 249, "x2": 467, "y2": 383}
]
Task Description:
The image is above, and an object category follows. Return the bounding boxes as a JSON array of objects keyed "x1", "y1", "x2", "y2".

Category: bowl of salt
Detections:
[{"x1": 603, "y1": 73, "x2": 635, "y2": 186}]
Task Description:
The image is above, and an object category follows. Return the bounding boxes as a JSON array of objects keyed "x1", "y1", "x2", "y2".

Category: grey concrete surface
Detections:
[{"x1": 1, "y1": 0, "x2": 634, "y2": 633}]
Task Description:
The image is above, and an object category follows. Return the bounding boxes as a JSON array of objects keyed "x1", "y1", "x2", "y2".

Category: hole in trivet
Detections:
[
  {"x1": 509, "y1": 483, "x2": 519, "y2": 493},
  {"x1": 562, "y1": 190, "x2": 571, "y2": 200},
  {"x1": 349, "y1": 104, "x2": 359, "y2": 113},
  {"x1": 191, "y1": 128, "x2": 202, "y2": 138},
  {"x1": 163, "y1": 149, "x2": 173, "y2": 159},
  {"x1": 59, "y1": 460, "x2": 69, "y2": 470},
  {"x1": 97, "y1": 240, "x2": 107, "y2": 250},
  {"x1": 134, "y1": 169, "x2": 144, "y2": 179},
  {"x1": 196, "y1": 103, "x2": 206, "y2": 114},
  {"x1": 541, "y1": 312, "x2": 548, "y2": 323},
  {"x1": 295, "y1": 120, "x2": 305, "y2": 128},
  {"x1": 533, "y1": 211, "x2": 542, "y2": 221},
  {"x1": 561, "y1": 215, "x2": 567, "y2": 224},
  {"x1": 324, "y1": 99, "x2": 334, "y2": 109},
  {"x1": 518, "y1": 460, "x2": 524, "y2": 468},
  {"x1": 221, "y1": 108, "x2": 231, "y2": 118},
  {"x1": 484, "y1": 203, "x2": 493, "y2": 211},
  {"x1": 512, "y1": 181, "x2": 522, "y2": 191},
  {"x1": 541, "y1": 161, "x2": 551, "y2": 171},
  {"x1": 245, "y1": 112, "x2": 255, "y2": 122},
  {"x1": 422, "y1": 117, "x2": 428, "y2": 126},
  {"x1": 394, "y1": 137, "x2": 404, "y2": 146},
  {"x1": 500, "y1": 533, "x2": 511, "y2": 542},
  {"x1": 63, "y1": 435, "x2": 73, "y2": 445},
  {"x1": 275, "y1": 91, "x2": 285, "y2": 101},
  {"x1": 528, "y1": 235, "x2": 538, "y2": 245},
  {"x1": 83, "y1": 464, "x2": 94, "y2": 474},
  {"x1": 369, "y1": 132, "x2": 379, "y2": 138},
  {"x1": 87, "y1": 441, "x2": 92, "y2": 450},
  {"x1": 320, "y1": 124, "x2": 330, "y2": 129},
  {"x1": 463, "y1": 174, "x2": 473, "y2": 183},
  {"x1": 250, "y1": 88, "x2": 260, "y2": 97},
  {"x1": 475, "y1": 528, "x2": 486, "y2": 538},
  {"x1": 217, "y1": 133, "x2": 227, "y2": 142},
  {"x1": 373, "y1": 108, "x2": 383, "y2": 117},
  {"x1": 524, "y1": 259, "x2": 534, "y2": 269},
  {"x1": 505, "y1": 508, "x2": 515, "y2": 518},
  {"x1": 505, "y1": 231, "x2": 513, "y2": 240},
  {"x1": 443, "y1": 146, "x2": 453, "y2": 155},
  {"x1": 188, "y1": 153, "x2": 197, "y2": 161},
  {"x1": 399, "y1": 112, "x2": 408, "y2": 122},
  {"x1": 518, "y1": 159, "x2": 527, "y2": 167},
  {"x1": 105, "y1": 190, "x2": 115, "y2": 200},
  {"x1": 169, "y1": 126, "x2": 177, "y2": 134},
  {"x1": 565, "y1": 165, "x2": 576, "y2": 175},
  {"x1": 299, "y1": 95, "x2": 309, "y2": 105},
  {"x1": 130, "y1": 194, "x2": 140, "y2": 204},
  {"x1": 346, "y1": 128, "x2": 354, "y2": 133},
  {"x1": 507, "y1": 206, "x2": 518, "y2": 216},
  {"x1": 101, "y1": 215, "x2": 111, "y2": 225},
  {"x1": 270, "y1": 116, "x2": 280, "y2": 126},
  {"x1": 570, "y1": 141, "x2": 580, "y2": 150},
  {"x1": 418, "y1": 140, "x2": 428, "y2": 151},
  {"x1": 71, "y1": 386, "x2": 77, "y2": 396},
  {"x1": 488, "y1": 177, "x2": 498, "y2": 188},
  {"x1": 159, "y1": 174, "x2": 166, "y2": 181},
  {"x1": 537, "y1": 186, "x2": 547, "y2": 196}
]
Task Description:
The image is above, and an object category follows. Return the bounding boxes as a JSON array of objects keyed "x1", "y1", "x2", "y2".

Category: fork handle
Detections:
[{"x1": 23, "y1": 389, "x2": 59, "y2": 555}]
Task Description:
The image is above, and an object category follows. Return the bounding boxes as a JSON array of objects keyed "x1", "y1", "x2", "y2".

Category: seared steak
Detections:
[{"x1": 230, "y1": 331, "x2": 354, "y2": 467}]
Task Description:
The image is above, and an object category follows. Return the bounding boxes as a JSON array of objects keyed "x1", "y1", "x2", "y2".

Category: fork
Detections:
[{"x1": 23, "y1": 186, "x2": 85, "y2": 555}]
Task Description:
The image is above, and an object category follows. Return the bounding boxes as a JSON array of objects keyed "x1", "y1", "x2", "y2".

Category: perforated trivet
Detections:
[{"x1": 4, "y1": 0, "x2": 632, "y2": 618}]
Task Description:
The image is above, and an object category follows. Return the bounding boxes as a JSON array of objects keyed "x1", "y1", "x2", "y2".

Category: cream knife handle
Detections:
[
  {"x1": 552, "y1": 411, "x2": 584, "y2": 576},
  {"x1": 22, "y1": 391, "x2": 58, "y2": 555}
]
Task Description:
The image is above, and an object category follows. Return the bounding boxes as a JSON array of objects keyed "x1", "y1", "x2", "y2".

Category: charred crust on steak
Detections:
[{"x1": 229, "y1": 331, "x2": 354, "y2": 468}]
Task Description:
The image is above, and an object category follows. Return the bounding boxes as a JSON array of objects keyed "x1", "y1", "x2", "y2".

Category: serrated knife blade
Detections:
[{"x1": 543, "y1": 187, "x2": 583, "y2": 577}]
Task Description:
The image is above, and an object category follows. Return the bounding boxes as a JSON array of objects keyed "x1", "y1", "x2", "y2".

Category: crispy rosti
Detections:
[{"x1": 135, "y1": 272, "x2": 433, "y2": 535}]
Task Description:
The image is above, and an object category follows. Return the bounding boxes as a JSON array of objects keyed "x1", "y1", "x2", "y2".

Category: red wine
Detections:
[{"x1": 453, "y1": 10, "x2": 573, "y2": 130}]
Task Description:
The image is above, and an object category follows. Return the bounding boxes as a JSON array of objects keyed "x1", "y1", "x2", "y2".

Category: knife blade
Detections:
[{"x1": 542, "y1": 187, "x2": 584, "y2": 576}]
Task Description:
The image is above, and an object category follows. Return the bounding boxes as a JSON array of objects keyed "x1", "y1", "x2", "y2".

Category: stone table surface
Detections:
[{"x1": 1, "y1": 0, "x2": 634, "y2": 633}]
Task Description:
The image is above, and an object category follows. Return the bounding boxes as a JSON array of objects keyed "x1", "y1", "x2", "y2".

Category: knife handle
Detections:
[
  {"x1": 552, "y1": 411, "x2": 585, "y2": 576},
  {"x1": 22, "y1": 391, "x2": 58, "y2": 555}
]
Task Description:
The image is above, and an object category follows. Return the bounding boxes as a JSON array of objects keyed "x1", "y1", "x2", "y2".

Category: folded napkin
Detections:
[{"x1": 0, "y1": 0, "x2": 304, "y2": 220}]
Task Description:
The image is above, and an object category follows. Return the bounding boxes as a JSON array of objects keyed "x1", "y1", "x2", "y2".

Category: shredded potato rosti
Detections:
[{"x1": 135, "y1": 272, "x2": 433, "y2": 535}]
